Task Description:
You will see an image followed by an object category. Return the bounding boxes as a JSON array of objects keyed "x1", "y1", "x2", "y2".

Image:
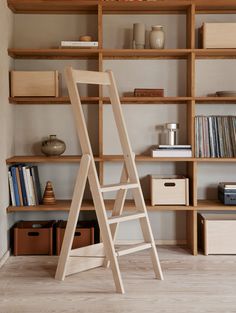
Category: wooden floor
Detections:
[{"x1": 1, "y1": 246, "x2": 236, "y2": 313}]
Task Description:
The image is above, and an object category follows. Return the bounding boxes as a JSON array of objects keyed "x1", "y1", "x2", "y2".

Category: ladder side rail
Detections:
[
  {"x1": 87, "y1": 162, "x2": 125, "y2": 294},
  {"x1": 107, "y1": 70, "x2": 164, "y2": 280},
  {"x1": 65, "y1": 67, "x2": 98, "y2": 157},
  {"x1": 55, "y1": 155, "x2": 91, "y2": 281},
  {"x1": 107, "y1": 70, "x2": 147, "y2": 208}
]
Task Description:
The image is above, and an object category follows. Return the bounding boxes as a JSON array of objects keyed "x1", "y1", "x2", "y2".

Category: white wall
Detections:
[
  {"x1": 0, "y1": 1, "x2": 14, "y2": 259},
  {"x1": 9, "y1": 12, "x2": 236, "y2": 243}
]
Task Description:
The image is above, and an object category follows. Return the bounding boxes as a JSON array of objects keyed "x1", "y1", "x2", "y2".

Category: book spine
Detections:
[
  {"x1": 15, "y1": 167, "x2": 23, "y2": 206},
  {"x1": 26, "y1": 167, "x2": 36, "y2": 205},
  {"x1": 8, "y1": 170, "x2": 16, "y2": 206},
  {"x1": 22, "y1": 166, "x2": 31, "y2": 205},
  {"x1": 10, "y1": 166, "x2": 20, "y2": 206},
  {"x1": 195, "y1": 116, "x2": 199, "y2": 157},
  {"x1": 31, "y1": 166, "x2": 42, "y2": 204},
  {"x1": 18, "y1": 165, "x2": 28, "y2": 206}
]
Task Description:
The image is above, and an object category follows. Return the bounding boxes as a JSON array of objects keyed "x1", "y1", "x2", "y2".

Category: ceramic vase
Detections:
[
  {"x1": 150, "y1": 25, "x2": 165, "y2": 49},
  {"x1": 41, "y1": 135, "x2": 66, "y2": 156},
  {"x1": 133, "y1": 23, "x2": 145, "y2": 49}
]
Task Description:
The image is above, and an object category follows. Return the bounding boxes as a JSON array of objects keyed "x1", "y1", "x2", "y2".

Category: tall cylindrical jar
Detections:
[
  {"x1": 133, "y1": 23, "x2": 145, "y2": 49},
  {"x1": 149, "y1": 25, "x2": 165, "y2": 49}
]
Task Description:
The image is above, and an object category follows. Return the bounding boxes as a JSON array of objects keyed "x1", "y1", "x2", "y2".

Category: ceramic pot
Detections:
[
  {"x1": 133, "y1": 23, "x2": 145, "y2": 49},
  {"x1": 150, "y1": 25, "x2": 165, "y2": 49},
  {"x1": 41, "y1": 135, "x2": 66, "y2": 156}
]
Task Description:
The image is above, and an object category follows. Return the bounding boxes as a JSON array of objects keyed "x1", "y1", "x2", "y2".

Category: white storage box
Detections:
[
  {"x1": 150, "y1": 175, "x2": 189, "y2": 206},
  {"x1": 10, "y1": 71, "x2": 59, "y2": 97},
  {"x1": 201, "y1": 23, "x2": 236, "y2": 48},
  {"x1": 198, "y1": 213, "x2": 236, "y2": 255}
]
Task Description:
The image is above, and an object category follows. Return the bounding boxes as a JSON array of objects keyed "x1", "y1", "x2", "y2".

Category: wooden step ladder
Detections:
[{"x1": 55, "y1": 67, "x2": 163, "y2": 294}]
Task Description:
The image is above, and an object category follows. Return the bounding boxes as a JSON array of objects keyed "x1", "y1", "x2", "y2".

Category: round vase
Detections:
[
  {"x1": 41, "y1": 135, "x2": 66, "y2": 156},
  {"x1": 149, "y1": 25, "x2": 165, "y2": 49}
]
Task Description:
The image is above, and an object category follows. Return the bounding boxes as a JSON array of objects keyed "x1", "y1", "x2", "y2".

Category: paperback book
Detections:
[{"x1": 60, "y1": 41, "x2": 98, "y2": 48}]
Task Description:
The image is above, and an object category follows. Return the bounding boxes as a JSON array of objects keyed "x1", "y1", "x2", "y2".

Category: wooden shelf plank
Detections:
[
  {"x1": 8, "y1": 0, "x2": 236, "y2": 15},
  {"x1": 6, "y1": 155, "x2": 236, "y2": 164},
  {"x1": 102, "y1": 49, "x2": 191, "y2": 59},
  {"x1": 9, "y1": 48, "x2": 236, "y2": 60},
  {"x1": 8, "y1": 48, "x2": 191, "y2": 60},
  {"x1": 196, "y1": 97, "x2": 236, "y2": 104},
  {"x1": 7, "y1": 199, "x2": 193, "y2": 213},
  {"x1": 195, "y1": 158, "x2": 236, "y2": 162},
  {"x1": 7, "y1": 200, "x2": 94, "y2": 212},
  {"x1": 102, "y1": 155, "x2": 194, "y2": 162},
  {"x1": 195, "y1": 49, "x2": 236, "y2": 59},
  {"x1": 117, "y1": 97, "x2": 191, "y2": 104},
  {"x1": 9, "y1": 96, "x2": 236, "y2": 105},
  {"x1": 9, "y1": 96, "x2": 99, "y2": 105},
  {"x1": 9, "y1": 96, "x2": 192, "y2": 105},
  {"x1": 6, "y1": 155, "x2": 101, "y2": 164},
  {"x1": 197, "y1": 199, "x2": 236, "y2": 211},
  {"x1": 102, "y1": 1, "x2": 192, "y2": 14},
  {"x1": 8, "y1": 48, "x2": 99, "y2": 59},
  {"x1": 7, "y1": 0, "x2": 98, "y2": 14}
]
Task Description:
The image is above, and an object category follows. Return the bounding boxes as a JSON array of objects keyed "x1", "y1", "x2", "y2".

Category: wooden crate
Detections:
[
  {"x1": 150, "y1": 175, "x2": 189, "y2": 206},
  {"x1": 55, "y1": 221, "x2": 95, "y2": 255},
  {"x1": 10, "y1": 70, "x2": 59, "y2": 97},
  {"x1": 13, "y1": 221, "x2": 55, "y2": 256},
  {"x1": 201, "y1": 23, "x2": 236, "y2": 48},
  {"x1": 198, "y1": 213, "x2": 236, "y2": 255}
]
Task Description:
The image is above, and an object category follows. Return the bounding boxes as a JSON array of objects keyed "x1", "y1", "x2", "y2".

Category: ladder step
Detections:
[
  {"x1": 116, "y1": 243, "x2": 152, "y2": 257},
  {"x1": 108, "y1": 211, "x2": 146, "y2": 224},
  {"x1": 100, "y1": 182, "x2": 139, "y2": 193}
]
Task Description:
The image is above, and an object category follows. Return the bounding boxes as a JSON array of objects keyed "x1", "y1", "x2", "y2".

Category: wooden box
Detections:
[
  {"x1": 56, "y1": 221, "x2": 95, "y2": 255},
  {"x1": 150, "y1": 175, "x2": 189, "y2": 206},
  {"x1": 13, "y1": 221, "x2": 55, "y2": 256},
  {"x1": 201, "y1": 23, "x2": 236, "y2": 48},
  {"x1": 198, "y1": 213, "x2": 236, "y2": 255},
  {"x1": 10, "y1": 70, "x2": 59, "y2": 97}
]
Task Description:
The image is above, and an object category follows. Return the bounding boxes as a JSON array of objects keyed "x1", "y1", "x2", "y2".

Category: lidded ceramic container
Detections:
[
  {"x1": 41, "y1": 135, "x2": 66, "y2": 156},
  {"x1": 150, "y1": 25, "x2": 165, "y2": 49}
]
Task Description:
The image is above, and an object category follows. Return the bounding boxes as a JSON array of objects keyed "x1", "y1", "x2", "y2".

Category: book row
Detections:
[
  {"x1": 8, "y1": 165, "x2": 42, "y2": 206},
  {"x1": 195, "y1": 115, "x2": 236, "y2": 158}
]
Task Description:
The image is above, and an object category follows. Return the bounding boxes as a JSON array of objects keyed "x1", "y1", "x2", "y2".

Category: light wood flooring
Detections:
[{"x1": 1, "y1": 246, "x2": 236, "y2": 313}]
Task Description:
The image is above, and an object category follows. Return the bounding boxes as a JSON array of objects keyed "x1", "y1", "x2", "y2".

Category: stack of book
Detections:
[
  {"x1": 151, "y1": 145, "x2": 192, "y2": 157},
  {"x1": 134, "y1": 88, "x2": 164, "y2": 97},
  {"x1": 195, "y1": 115, "x2": 236, "y2": 158},
  {"x1": 8, "y1": 165, "x2": 42, "y2": 207},
  {"x1": 60, "y1": 41, "x2": 98, "y2": 48}
]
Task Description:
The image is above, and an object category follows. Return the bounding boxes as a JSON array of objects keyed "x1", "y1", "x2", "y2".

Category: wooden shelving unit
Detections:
[{"x1": 7, "y1": 0, "x2": 236, "y2": 256}]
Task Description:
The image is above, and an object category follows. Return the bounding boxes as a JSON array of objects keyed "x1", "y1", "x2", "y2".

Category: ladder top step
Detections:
[
  {"x1": 116, "y1": 242, "x2": 152, "y2": 257},
  {"x1": 100, "y1": 182, "x2": 139, "y2": 193},
  {"x1": 108, "y1": 211, "x2": 146, "y2": 224}
]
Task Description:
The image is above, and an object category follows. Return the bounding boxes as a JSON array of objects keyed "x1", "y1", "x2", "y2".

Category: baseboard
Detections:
[
  {"x1": 0, "y1": 250, "x2": 10, "y2": 269},
  {"x1": 115, "y1": 239, "x2": 187, "y2": 245}
]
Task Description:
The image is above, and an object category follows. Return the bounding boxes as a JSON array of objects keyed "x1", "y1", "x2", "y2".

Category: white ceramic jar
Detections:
[{"x1": 149, "y1": 25, "x2": 165, "y2": 49}]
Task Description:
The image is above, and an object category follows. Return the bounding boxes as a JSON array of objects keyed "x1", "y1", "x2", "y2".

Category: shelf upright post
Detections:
[
  {"x1": 98, "y1": 1, "x2": 104, "y2": 184},
  {"x1": 186, "y1": 3, "x2": 197, "y2": 256}
]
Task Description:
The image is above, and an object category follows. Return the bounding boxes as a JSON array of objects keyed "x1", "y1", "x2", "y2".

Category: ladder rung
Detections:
[
  {"x1": 100, "y1": 182, "x2": 139, "y2": 193},
  {"x1": 108, "y1": 212, "x2": 146, "y2": 224},
  {"x1": 116, "y1": 243, "x2": 152, "y2": 257}
]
